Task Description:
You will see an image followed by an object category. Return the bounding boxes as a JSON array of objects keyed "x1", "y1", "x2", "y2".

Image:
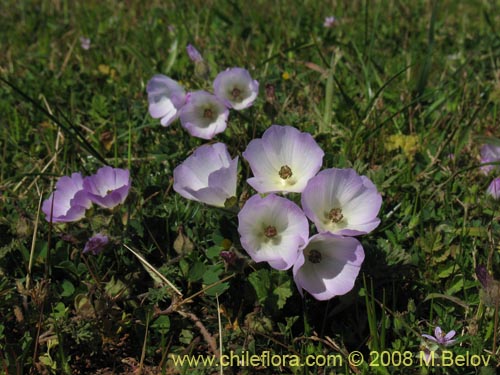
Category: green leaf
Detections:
[{"x1": 60, "y1": 280, "x2": 75, "y2": 298}]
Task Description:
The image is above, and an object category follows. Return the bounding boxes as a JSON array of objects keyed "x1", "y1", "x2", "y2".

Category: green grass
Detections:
[{"x1": 1, "y1": 0, "x2": 500, "y2": 374}]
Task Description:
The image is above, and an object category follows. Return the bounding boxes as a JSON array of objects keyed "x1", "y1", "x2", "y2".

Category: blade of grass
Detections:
[{"x1": 0, "y1": 77, "x2": 107, "y2": 165}]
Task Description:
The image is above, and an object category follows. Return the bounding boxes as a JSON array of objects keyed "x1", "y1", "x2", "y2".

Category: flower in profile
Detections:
[
  {"x1": 323, "y1": 16, "x2": 337, "y2": 28},
  {"x1": 42, "y1": 173, "x2": 92, "y2": 223},
  {"x1": 80, "y1": 36, "x2": 91, "y2": 50},
  {"x1": 242, "y1": 125, "x2": 324, "y2": 193},
  {"x1": 213, "y1": 68, "x2": 259, "y2": 110},
  {"x1": 422, "y1": 327, "x2": 457, "y2": 347},
  {"x1": 186, "y1": 44, "x2": 203, "y2": 63},
  {"x1": 179, "y1": 91, "x2": 229, "y2": 139},
  {"x1": 83, "y1": 233, "x2": 109, "y2": 255},
  {"x1": 301, "y1": 168, "x2": 382, "y2": 236},
  {"x1": 173, "y1": 143, "x2": 238, "y2": 207},
  {"x1": 83, "y1": 166, "x2": 131, "y2": 209},
  {"x1": 238, "y1": 194, "x2": 309, "y2": 270},
  {"x1": 146, "y1": 74, "x2": 187, "y2": 127},
  {"x1": 480, "y1": 143, "x2": 500, "y2": 174},
  {"x1": 487, "y1": 178, "x2": 500, "y2": 199},
  {"x1": 293, "y1": 233, "x2": 365, "y2": 300}
]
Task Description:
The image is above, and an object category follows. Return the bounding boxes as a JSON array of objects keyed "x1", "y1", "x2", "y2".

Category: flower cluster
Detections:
[
  {"x1": 42, "y1": 166, "x2": 130, "y2": 255},
  {"x1": 146, "y1": 45, "x2": 258, "y2": 140},
  {"x1": 170, "y1": 122, "x2": 382, "y2": 300},
  {"x1": 42, "y1": 166, "x2": 131, "y2": 223},
  {"x1": 480, "y1": 143, "x2": 500, "y2": 199},
  {"x1": 147, "y1": 45, "x2": 381, "y2": 301},
  {"x1": 238, "y1": 125, "x2": 381, "y2": 300}
]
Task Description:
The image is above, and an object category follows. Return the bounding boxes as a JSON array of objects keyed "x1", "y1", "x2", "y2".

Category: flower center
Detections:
[
  {"x1": 203, "y1": 108, "x2": 213, "y2": 119},
  {"x1": 279, "y1": 165, "x2": 293, "y2": 179},
  {"x1": 264, "y1": 225, "x2": 277, "y2": 238},
  {"x1": 231, "y1": 87, "x2": 241, "y2": 100},
  {"x1": 328, "y1": 208, "x2": 344, "y2": 223},
  {"x1": 308, "y1": 249, "x2": 322, "y2": 264},
  {"x1": 106, "y1": 189, "x2": 113, "y2": 195}
]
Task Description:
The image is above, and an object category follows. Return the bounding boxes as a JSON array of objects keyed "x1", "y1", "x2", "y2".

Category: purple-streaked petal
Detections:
[
  {"x1": 443, "y1": 330, "x2": 456, "y2": 341},
  {"x1": 213, "y1": 68, "x2": 259, "y2": 110},
  {"x1": 421, "y1": 334, "x2": 439, "y2": 343},
  {"x1": 238, "y1": 194, "x2": 308, "y2": 270},
  {"x1": 293, "y1": 233, "x2": 365, "y2": 300}
]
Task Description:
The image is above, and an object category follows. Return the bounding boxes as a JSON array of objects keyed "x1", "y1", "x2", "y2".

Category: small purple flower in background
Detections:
[
  {"x1": 301, "y1": 168, "x2": 382, "y2": 236},
  {"x1": 186, "y1": 44, "x2": 203, "y2": 63},
  {"x1": 42, "y1": 173, "x2": 92, "y2": 223},
  {"x1": 242, "y1": 125, "x2": 324, "y2": 193},
  {"x1": 83, "y1": 166, "x2": 131, "y2": 209},
  {"x1": 80, "y1": 36, "x2": 91, "y2": 50},
  {"x1": 422, "y1": 327, "x2": 457, "y2": 347},
  {"x1": 179, "y1": 91, "x2": 229, "y2": 139},
  {"x1": 487, "y1": 177, "x2": 500, "y2": 199},
  {"x1": 213, "y1": 68, "x2": 259, "y2": 110},
  {"x1": 323, "y1": 16, "x2": 337, "y2": 28},
  {"x1": 146, "y1": 74, "x2": 187, "y2": 127},
  {"x1": 173, "y1": 143, "x2": 238, "y2": 207},
  {"x1": 83, "y1": 233, "x2": 109, "y2": 255},
  {"x1": 480, "y1": 143, "x2": 500, "y2": 174},
  {"x1": 293, "y1": 233, "x2": 364, "y2": 301},
  {"x1": 238, "y1": 194, "x2": 309, "y2": 271}
]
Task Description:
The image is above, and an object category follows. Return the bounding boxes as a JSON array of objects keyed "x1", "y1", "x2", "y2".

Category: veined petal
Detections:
[
  {"x1": 238, "y1": 194, "x2": 308, "y2": 270},
  {"x1": 243, "y1": 125, "x2": 324, "y2": 193},
  {"x1": 293, "y1": 233, "x2": 364, "y2": 300}
]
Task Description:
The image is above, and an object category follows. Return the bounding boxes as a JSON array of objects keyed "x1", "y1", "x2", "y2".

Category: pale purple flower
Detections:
[
  {"x1": 83, "y1": 166, "x2": 131, "y2": 209},
  {"x1": 487, "y1": 178, "x2": 500, "y2": 199},
  {"x1": 42, "y1": 173, "x2": 92, "y2": 223},
  {"x1": 238, "y1": 194, "x2": 309, "y2": 271},
  {"x1": 213, "y1": 68, "x2": 259, "y2": 110},
  {"x1": 422, "y1": 327, "x2": 457, "y2": 347},
  {"x1": 80, "y1": 37, "x2": 91, "y2": 50},
  {"x1": 186, "y1": 44, "x2": 203, "y2": 63},
  {"x1": 173, "y1": 143, "x2": 237, "y2": 207},
  {"x1": 301, "y1": 168, "x2": 382, "y2": 236},
  {"x1": 83, "y1": 233, "x2": 109, "y2": 255},
  {"x1": 480, "y1": 144, "x2": 500, "y2": 174},
  {"x1": 293, "y1": 233, "x2": 364, "y2": 301},
  {"x1": 242, "y1": 125, "x2": 324, "y2": 194},
  {"x1": 323, "y1": 16, "x2": 336, "y2": 28},
  {"x1": 147, "y1": 74, "x2": 187, "y2": 127},
  {"x1": 179, "y1": 91, "x2": 229, "y2": 139}
]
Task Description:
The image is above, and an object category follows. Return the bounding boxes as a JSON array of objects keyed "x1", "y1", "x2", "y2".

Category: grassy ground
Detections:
[{"x1": 1, "y1": 0, "x2": 500, "y2": 374}]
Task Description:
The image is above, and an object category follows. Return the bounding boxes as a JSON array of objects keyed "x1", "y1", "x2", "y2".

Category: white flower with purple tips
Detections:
[
  {"x1": 83, "y1": 166, "x2": 131, "y2": 209},
  {"x1": 301, "y1": 168, "x2": 381, "y2": 236},
  {"x1": 242, "y1": 125, "x2": 324, "y2": 194},
  {"x1": 42, "y1": 172, "x2": 92, "y2": 223},
  {"x1": 147, "y1": 74, "x2": 187, "y2": 127},
  {"x1": 179, "y1": 91, "x2": 229, "y2": 139},
  {"x1": 237, "y1": 194, "x2": 309, "y2": 271},
  {"x1": 213, "y1": 68, "x2": 259, "y2": 110},
  {"x1": 173, "y1": 143, "x2": 238, "y2": 207},
  {"x1": 293, "y1": 233, "x2": 364, "y2": 301}
]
